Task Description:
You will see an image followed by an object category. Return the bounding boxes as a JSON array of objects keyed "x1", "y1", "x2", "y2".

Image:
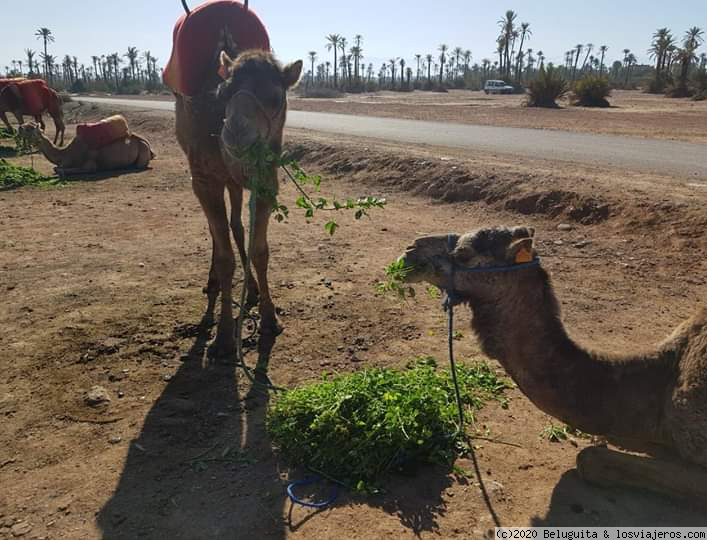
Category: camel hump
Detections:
[
  {"x1": 76, "y1": 115, "x2": 130, "y2": 150},
  {"x1": 164, "y1": 0, "x2": 270, "y2": 96}
]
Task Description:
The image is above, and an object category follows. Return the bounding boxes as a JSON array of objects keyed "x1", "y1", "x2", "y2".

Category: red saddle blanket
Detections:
[
  {"x1": 0, "y1": 78, "x2": 26, "y2": 91},
  {"x1": 0, "y1": 79, "x2": 51, "y2": 116},
  {"x1": 76, "y1": 116, "x2": 129, "y2": 150},
  {"x1": 163, "y1": 0, "x2": 270, "y2": 96}
]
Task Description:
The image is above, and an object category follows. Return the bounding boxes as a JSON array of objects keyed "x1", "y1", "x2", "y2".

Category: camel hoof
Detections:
[
  {"x1": 259, "y1": 317, "x2": 283, "y2": 338},
  {"x1": 207, "y1": 336, "x2": 236, "y2": 361}
]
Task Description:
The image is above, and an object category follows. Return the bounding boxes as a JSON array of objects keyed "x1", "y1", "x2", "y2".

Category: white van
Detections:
[{"x1": 483, "y1": 80, "x2": 514, "y2": 94}]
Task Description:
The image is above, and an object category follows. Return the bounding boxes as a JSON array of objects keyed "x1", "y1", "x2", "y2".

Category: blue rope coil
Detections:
[{"x1": 287, "y1": 476, "x2": 339, "y2": 509}]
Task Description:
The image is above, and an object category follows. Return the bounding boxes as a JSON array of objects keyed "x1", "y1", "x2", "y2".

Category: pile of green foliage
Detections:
[
  {"x1": 0, "y1": 127, "x2": 14, "y2": 139},
  {"x1": 267, "y1": 358, "x2": 510, "y2": 491},
  {"x1": 0, "y1": 159, "x2": 56, "y2": 189},
  {"x1": 572, "y1": 76, "x2": 611, "y2": 107},
  {"x1": 527, "y1": 66, "x2": 569, "y2": 108}
]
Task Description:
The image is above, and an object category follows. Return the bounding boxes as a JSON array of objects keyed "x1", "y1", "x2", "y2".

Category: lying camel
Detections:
[
  {"x1": 19, "y1": 117, "x2": 154, "y2": 175},
  {"x1": 398, "y1": 227, "x2": 707, "y2": 506},
  {"x1": 0, "y1": 79, "x2": 65, "y2": 144}
]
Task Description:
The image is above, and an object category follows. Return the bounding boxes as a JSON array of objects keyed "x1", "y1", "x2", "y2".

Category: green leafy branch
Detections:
[
  {"x1": 375, "y1": 259, "x2": 416, "y2": 300},
  {"x1": 235, "y1": 140, "x2": 386, "y2": 235}
]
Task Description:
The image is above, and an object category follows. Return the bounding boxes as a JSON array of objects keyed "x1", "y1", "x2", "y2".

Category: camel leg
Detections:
[
  {"x1": 134, "y1": 141, "x2": 151, "y2": 169},
  {"x1": 193, "y1": 175, "x2": 236, "y2": 357},
  {"x1": 52, "y1": 112, "x2": 65, "y2": 146},
  {"x1": 227, "y1": 186, "x2": 259, "y2": 309},
  {"x1": 0, "y1": 112, "x2": 13, "y2": 133},
  {"x1": 251, "y1": 195, "x2": 281, "y2": 338},
  {"x1": 33, "y1": 114, "x2": 45, "y2": 132},
  {"x1": 577, "y1": 446, "x2": 707, "y2": 509}
]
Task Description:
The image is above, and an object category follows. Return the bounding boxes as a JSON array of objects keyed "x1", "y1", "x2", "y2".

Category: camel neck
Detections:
[
  {"x1": 35, "y1": 132, "x2": 62, "y2": 165},
  {"x1": 466, "y1": 267, "x2": 673, "y2": 439}
]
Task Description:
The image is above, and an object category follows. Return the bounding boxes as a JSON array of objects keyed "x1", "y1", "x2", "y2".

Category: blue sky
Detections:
[{"x1": 2, "y1": 0, "x2": 705, "y2": 74}]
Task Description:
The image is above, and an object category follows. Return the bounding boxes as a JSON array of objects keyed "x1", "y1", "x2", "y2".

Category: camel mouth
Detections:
[{"x1": 397, "y1": 253, "x2": 425, "y2": 283}]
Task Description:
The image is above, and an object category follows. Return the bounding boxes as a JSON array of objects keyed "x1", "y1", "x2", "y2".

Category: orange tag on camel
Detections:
[{"x1": 515, "y1": 248, "x2": 533, "y2": 264}]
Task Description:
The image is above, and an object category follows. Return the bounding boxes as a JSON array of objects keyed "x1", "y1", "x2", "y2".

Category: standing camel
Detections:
[
  {"x1": 0, "y1": 79, "x2": 65, "y2": 144},
  {"x1": 398, "y1": 226, "x2": 707, "y2": 506},
  {"x1": 165, "y1": 0, "x2": 302, "y2": 357}
]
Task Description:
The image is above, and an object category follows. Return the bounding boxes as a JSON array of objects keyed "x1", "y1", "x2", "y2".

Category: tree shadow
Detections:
[
  {"x1": 531, "y1": 468, "x2": 707, "y2": 526},
  {"x1": 96, "y1": 313, "x2": 286, "y2": 540}
]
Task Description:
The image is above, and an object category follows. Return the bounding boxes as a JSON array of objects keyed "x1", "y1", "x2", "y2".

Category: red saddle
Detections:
[
  {"x1": 76, "y1": 116, "x2": 129, "y2": 150},
  {"x1": 163, "y1": 0, "x2": 270, "y2": 97}
]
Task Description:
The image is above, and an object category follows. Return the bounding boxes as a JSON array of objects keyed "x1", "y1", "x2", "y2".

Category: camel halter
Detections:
[
  {"x1": 438, "y1": 233, "x2": 539, "y2": 529},
  {"x1": 442, "y1": 233, "x2": 541, "y2": 308},
  {"x1": 222, "y1": 89, "x2": 286, "y2": 143}
]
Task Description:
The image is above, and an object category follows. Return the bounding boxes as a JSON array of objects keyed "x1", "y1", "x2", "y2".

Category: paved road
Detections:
[{"x1": 76, "y1": 96, "x2": 707, "y2": 181}]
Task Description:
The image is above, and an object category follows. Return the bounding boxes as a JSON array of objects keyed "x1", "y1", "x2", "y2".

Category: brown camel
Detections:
[
  {"x1": 19, "y1": 119, "x2": 154, "y2": 175},
  {"x1": 0, "y1": 81, "x2": 65, "y2": 145},
  {"x1": 398, "y1": 227, "x2": 707, "y2": 505},
  {"x1": 169, "y1": 6, "x2": 302, "y2": 357}
]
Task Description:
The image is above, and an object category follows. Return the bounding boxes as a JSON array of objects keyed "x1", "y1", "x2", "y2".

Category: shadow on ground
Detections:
[
  {"x1": 96, "y1": 315, "x2": 287, "y2": 540},
  {"x1": 532, "y1": 469, "x2": 707, "y2": 526}
]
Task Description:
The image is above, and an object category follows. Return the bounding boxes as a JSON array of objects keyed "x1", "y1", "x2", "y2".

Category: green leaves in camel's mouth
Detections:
[{"x1": 375, "y1": 259, "x2": 417, "y2": 300}]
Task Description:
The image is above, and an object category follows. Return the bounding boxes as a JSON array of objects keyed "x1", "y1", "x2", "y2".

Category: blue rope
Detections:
[{"x1": 287, "y1": 476, "x2": 339, "y2": 509}]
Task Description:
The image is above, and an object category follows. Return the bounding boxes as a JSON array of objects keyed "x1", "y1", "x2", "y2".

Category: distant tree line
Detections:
[
  {"x1": 3, "y1": 27, "x2": 166, "y2": 95},
  {"x1": 300, "y1": 11, "x2": 705, "y2": 98}
]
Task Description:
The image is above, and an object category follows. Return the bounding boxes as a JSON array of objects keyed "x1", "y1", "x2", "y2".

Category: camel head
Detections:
[
  {"x1": 18, "y1": 121, "x2": 43, "y2": 142},
  {"x1": 398, "y1": 226, "x2": 537, "y2": 294},
  {"x1": 216, "y1": 50, "x2": 302, "y2": 162}
]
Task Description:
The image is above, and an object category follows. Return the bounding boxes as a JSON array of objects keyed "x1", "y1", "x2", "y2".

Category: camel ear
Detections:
[
  {"x1": 506, "y1": 238, "x2": 535, "y2": 264},
  {"x1": 219, "y1": 51, "x2": 235, "y2": 80},
  {"x1": 283, "y1": 60, "x2": 303, "y2": 89}
]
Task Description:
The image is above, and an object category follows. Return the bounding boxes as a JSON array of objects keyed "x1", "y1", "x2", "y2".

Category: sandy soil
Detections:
[
  {"x1": 1, "y1": 103, "x2": 707, "y2": 539},
  {"x1": 289, "y1": 89, "x2": 707, "y2": 144}
]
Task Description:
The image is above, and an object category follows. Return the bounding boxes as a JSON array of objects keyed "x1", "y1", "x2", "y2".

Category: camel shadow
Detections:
[
  {"x1": 57, "y1": 166, "x2": 154, "y2": 184},
  {"x1": 531, "y1": 468, "x2": 707, "y2": 526},
  {"x1": 96, "y1": 313, "x2": 286, "y2": 540}
]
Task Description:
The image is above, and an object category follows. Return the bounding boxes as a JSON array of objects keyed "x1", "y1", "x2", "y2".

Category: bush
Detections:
[
  {"x1": 526, "y1": 67, "x2": 568, "y2": 108},
  {"x1": 267, "y1": 358, "x2": 510, "y2": 490},
  {"x1": 572, "y1": 76, "x2": 611, "y2": 107},
  {"x1": 296, "y1": 86, "x2": 345, "y2": 99}
]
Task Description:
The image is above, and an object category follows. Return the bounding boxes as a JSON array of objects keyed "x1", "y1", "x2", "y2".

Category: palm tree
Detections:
[
  {"x1": 598, "y1": 45, "x2": 608, "y2": 74},
  {"x1": 325, "y1": 34, "x2": 341, "y2": 87},
  {"x1": 497, "y1": 10, "x2": 517, "y2": 77},
  {"x1": 125, "y1": 47, "x2": 139, "y2": 80},
  {"x1": 414, "y1": 54, "x2": 422, "y2": 81},
  {"x1": 581, "y1": 43, "x2": 594, "y2": 72},
  {"x1": 438, "y1": 44, "x2": 448, "y2": 85},
  {"x1": 338, "y1": 37, "x2": 349, "y2": 84},
  {"x1": 352, "y1": 35, "x2": 363, "y2": 82},
  {"x1": 25, "y1": 49, "x2": 36, "y2": 76},
  {"x1": 675, "y1": 27, "x2": 704, "y2": 90},
  {"x1": 537, "y1": 50, "x2": 545, "y2": 70},
  {"x1": 425, "y1": 53, "x2": 433, "y2": 84},
  {"x1": 463, "y1": 50, "x2": 472, "y2": 79},
  {"x1": 572, "y1": 44, "x2": 583, "y2": 80},
  {"x1": 452, "y1": 47, "x2": 463, "y2": 79},
  {"x1": 625, "y1": 53, "x2": 637, "y2": 86},
  {"x1": 399, "y1": 58, "x2": 406, "y2": 89},
  {"x1": 515, "y1": 22, "x2": 531, "y2": 81},
  {"x1": 308, "y1": 51, "x2": 317, "y2": 85},
  {"x1": 35, "y1": 27, "x2": 54, "y2": 79},
  {"x1": 389, "y1": 58, "x2": 397, "y2": 88}
]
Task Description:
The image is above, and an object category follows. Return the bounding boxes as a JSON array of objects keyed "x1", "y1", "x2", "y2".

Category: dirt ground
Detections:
[
  {"x1": 1, "y1": 103, "x2": 707, "y2": 540},
  {"x1": 289, "y1": 89, "x2": 707, "y2": 144}
]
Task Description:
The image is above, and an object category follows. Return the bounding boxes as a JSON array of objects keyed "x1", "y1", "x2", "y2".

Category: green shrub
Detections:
[
  {"x1": 0, "y1": 159, "x2": 56, "y2": 189},
  {"x1": 267, "y1": 358, "x2": 510, "y2": 490},
  {"x1": 526, "y1": 67, "x2": 568, "y2": 108},
  {"x1": 572, "y1": 76, "x2": 611, "y2": 107}
]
